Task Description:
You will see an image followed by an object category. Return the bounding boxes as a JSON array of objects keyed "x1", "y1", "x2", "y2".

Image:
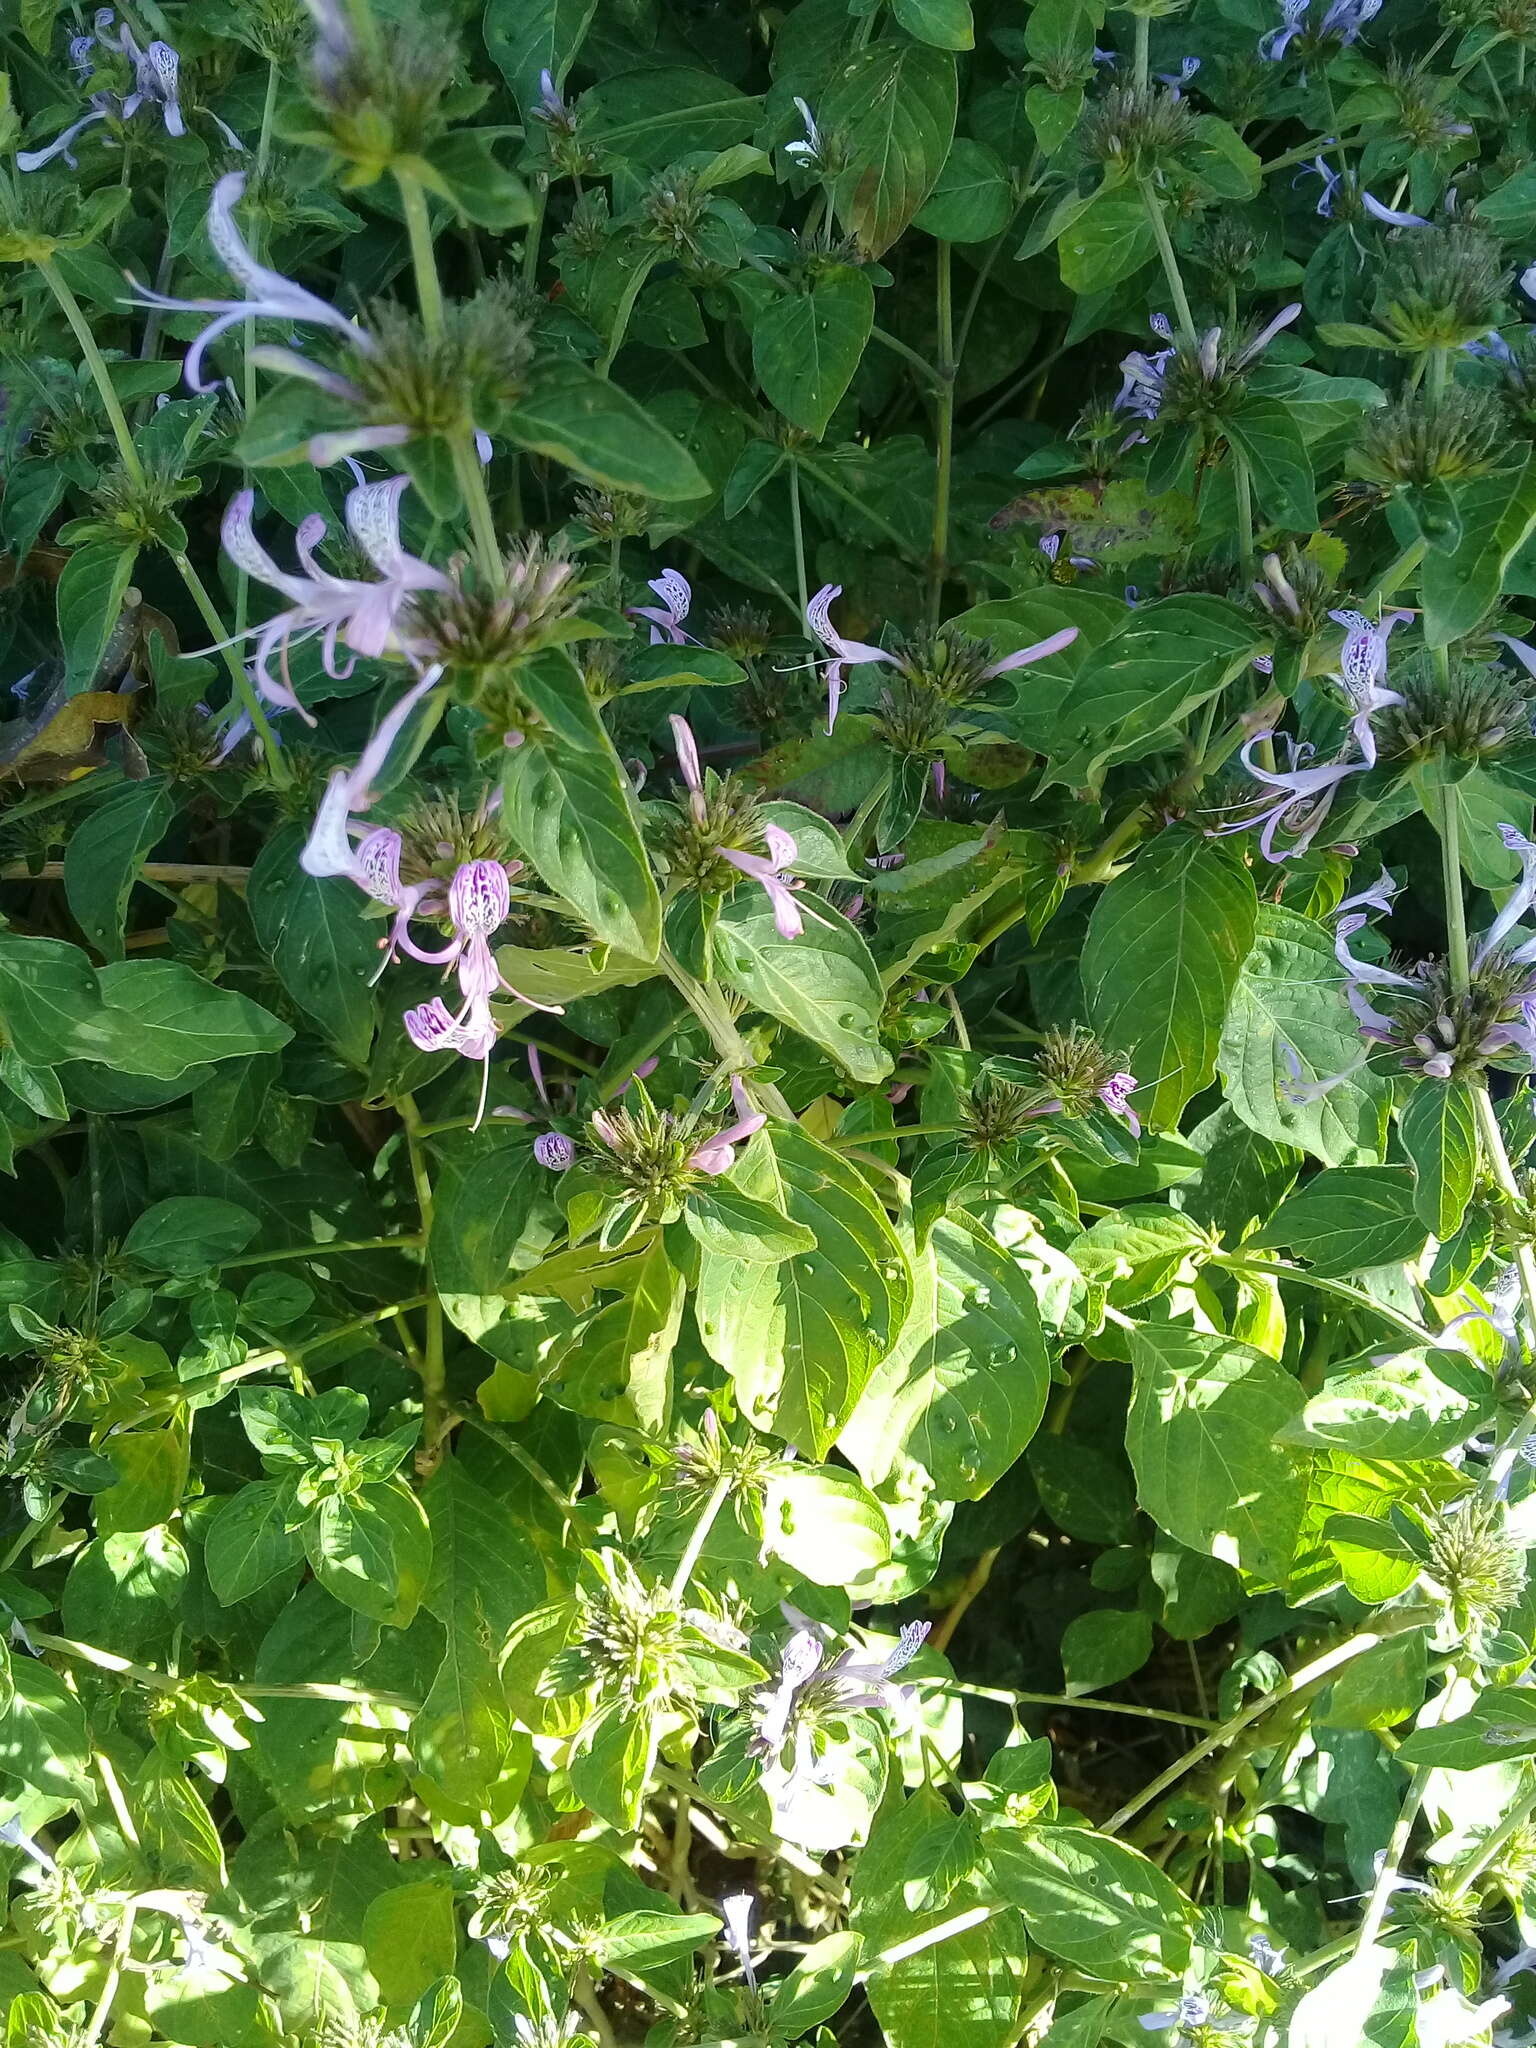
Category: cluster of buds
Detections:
[
  {"x1": 1371, "y1": 225, "x2": 1507, "y2": 353},
  {"x1": 1078, "y1": 84, "x2": 1198, "y2": 173},
  {"x1": 1419, "y1": 1497, "x2": 1528, "y2": 1652},
  {"x1": 541, "y1": 1552, "x2": 751, "y2": 1716},
  {"x1": 581, "y1": 1076, "x2": 766, "y2": 1213},
  {"x1": 1374, "y1": 649, "x2": 1534, "y2": 766},
  {"x1": 1034, "y1": 1026, "x2": 1143, "y2": 1133},
  {"x1": 404, "y1": 541, "x2": 585, "y2": 734},
  {"x1": 660, "y1": 715, "x2": 806, "y2": 939},
  {"x1": 1351, "y1": 389, "x2": 1506, "y2": 495}
]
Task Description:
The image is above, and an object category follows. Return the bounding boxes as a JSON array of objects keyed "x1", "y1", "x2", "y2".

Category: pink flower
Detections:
[
  {"x1": 669, "y1": 714, "x2": 805, "y2": 939},
  {"x1": 403, "y1": 993, "x2": 501, "y2": 1130},
  {"x1": 631, "y1": 570, "x2": 693, "y2": 644},
  {"x1": 1210, "y1": 732, "x2": 1365, "y2": 863},
  {"x1": 687, "y1": 1078, "x2": 767, "y2": 1175},
  {"x1": 1328, "y1": 608, "x2": 1411, "y2": 765}
]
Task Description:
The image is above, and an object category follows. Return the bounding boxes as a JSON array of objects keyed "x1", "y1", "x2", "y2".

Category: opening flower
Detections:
[
  {"x1": 664, "y1": 714, "x2": 807, "y2": 939},
  {"x1": 630, "y1": 569, "x2": 693, "y2": 644}
]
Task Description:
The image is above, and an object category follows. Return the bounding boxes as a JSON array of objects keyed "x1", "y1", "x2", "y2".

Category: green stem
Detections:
[
  {"x1": 395, "y1": 169, "x2": 504, "y2": 588},
  {"x1": 668, "y1": 1474, "x2": 732, "y2": 1601},
  {"x1": 38, "y1": 256, "x2": 143, "y2": 481},
  {"x1": 522, "y1": 173, "x2": 549, "y2": 288},
  {"x1": 1071, "y1": 805, "x2": 1150, "y2": 885},
  {"x1": 1138, "y1": 179, "x2": 1197, "y2": 348},
  {"x1": 1232, "y1": 443, "x2": 1255, "y2": 579},
  {"x1": 928, "y1": 239, "x2": 956, "y2": 629},
  {"x1": 398, "y1": 1093, "x2": 446, "y2": 1472},
  {"x1": 1104, "y1": 1623, "x2": 1410, "y2": 1834},
  {"x1": 1447, "y1": 1775, "x2": 1536, "y2": 1900},
  {"x1": 220, "y1": 1233, "x2": 424, "y2": 1272},
  {"x1": 171, "y1": 553, "x2": 290, "y2": 781},
  {"x1": 1134, "y1": 11, "x2": 1150, "y2": 86},
  {"x1": 1438, "y1": 763, "x2": 1470, "y2": 992},
  {"x1": 1360, "y1": 537, "x2": 1427, "y2": 610},
  {"x1": 1212, "y1": 1253, "x2": 1440, "y2": 1349},
  {"x1": 945, "y1": 1679, "x2": 1217, "y2": 1732},
  {"x1": 869, "y1": 324, "x2": 942, "y2": 387},
  {"x1": 598, "y1": 249, "x2": 660, "y2": 379},
  {"x1": 788, "y1": 458, "x2": 809, "y2": 620}
]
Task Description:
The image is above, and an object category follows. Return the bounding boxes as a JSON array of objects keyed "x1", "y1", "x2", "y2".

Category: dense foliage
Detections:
[{"x1": 14, "y1": 0, "x2": 1536, "y2": 2043}]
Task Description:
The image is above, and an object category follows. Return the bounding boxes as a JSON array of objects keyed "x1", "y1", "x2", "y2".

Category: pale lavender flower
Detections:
[
  {"x1": 109, "y1": 23, "x2": 186, "y2": 138},
  {"x1": 398, "y1": 862, "x2": 565, "y2": 1040},
  {"x1": 0, "y1": 1816, "x2": 56, "y2": 1875},
  {"x1": 630, "y1": 569, "x2": 693, "y2": 645},
  {"x1": 785, "y1": 97, "x2": 822, "y2": 166},
  {"x1": 127, "y1": 172, "x2": 370, "y2": 394},
  {"x1": 806, "y1": 584, "x2": 902, "y2": 734},
  {"x1": 1211, "y1": 733, "x2": 1365, "y2": 863},
  {"x1": 748, "y1": 1620, "x2": 930, "y2": 1780},
  {"x1": 302, "y1": 0, "x2": 353, "y2": 96},
  {"x1": 1248, "y1": 1935, "x2": 1286, "y2": 1975},
  {"x1": 534, "y1": 1131, "x2": 576, "y2": 1170},
  {"x1": 1140, "y1": 1995, "x2": 1215, "y2": 2034},
  {"x1": 219, "y1": 476, "x2": 447, "y2": 714},
  {"x1": 1328, "y1": 607, "x2": 1410, "y2": 763},
  {"x1": 1039, "y1": 533, "x2": 1097, "y2": 571},
  {"x1": 687, "y1": 1077, "x2": 766, "y2": 1176},
  {"x1": 1299, "y1": 157, "x2": 1343, "y2": 217},
  {"x1": 1475, "y1": 823, "x2": 1536, "y2": 968},
  {"x1": 299, "y1": 666, "x2": 443, "y2": 879},
  {"x1": 17, "y1": 101, "x2": 116, "y2": 171},
  {"x1": 670, "y1": 714, "x2": 806, "y2": 937},
  {"x1": 720, "y1": 1895, "x2": 759, "y2": 1991},
  {"x1": 1362, "y1": 191, "x2": 1431, "y2": 228}
]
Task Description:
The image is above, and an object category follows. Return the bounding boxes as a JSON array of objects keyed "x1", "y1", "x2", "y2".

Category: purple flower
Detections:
[
  {"x1": 299, "y1": 666, "x2": 444, "y2": 879},
  {"x1": 1475, "y1": 823, "x2": 1536, "y2": 968},
  {"x1": 534, "y1": 1131, "x2": 576, "y2": 1170},
  {"x1": 110, "y1": 22, "x2": 186, "y2": 138},
  {"x1": 1115, "y1": 343, "x2": 1176, "y2": 422},
  {"x1": 1328, "y1": 607, "x2": 1410, "y2": 763},
  {"x1": 720, "y1": 1895, "x2": 759, "y2": 1991},
  {"x1": 1099, "y1": 1071, "x2": 1142, "y2": 1135},
  {"x1": 1362, "y1": 191, "x2": 1431, "y2": 228},
  {"x1": 1248, "y1": 1935, "x2": 1286, "y2": 1975},
  {"x1": 1259, "y1": 0, "x2": 1309, "y2": 57},
  {"x1": 353, "y1": 825, "x2": 446, "y2": 980},
  {"x1": 1154, "y1": 56, "x2": 1201, "y2": 93},
  {"x1": 220, "y1": 475, "x2": 447, "y2": 715},
  {"x1": 127, "y1": 172, "x2": 370, "y2": 394},
  {"x1": 403, "y1": 993, "x2": 501, "y2": 1128},
  {"x1": 630, "y1": 569, "x2": 693, "y2": 645}
]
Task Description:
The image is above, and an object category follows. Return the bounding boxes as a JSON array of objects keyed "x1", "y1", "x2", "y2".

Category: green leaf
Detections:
[
  {"x1": 712, "y1": 893, "x2": 892, "y2": 1084},
  {"x1": 554, "y1": 1233, "x2": 684, "y2": 1433},
  {"x1": 58, "y1": 540, "x2": 139, "y2": 694},
  {"x1": 840, "y1": 1215, "x2": 1051, "y2": 1500},
  {"x1": 752, "y1": 267, "x2": 874, "y2": 439},
  {"x1": 892, "y1": 0, "x2": 975, "y2": 48},
  {"x1": 61, "y1": 779, "x2": 176, "y2": 962},
  {"x1": 913, "y1": 138, "x2": 1012, "y2": 241},
  {"x1": 769, "y1": 1932, "x2": 865, "y2": 2038},
  {"x1": 866, "y1": 1907, "x2": 1025, "y2": 2048},
  {"x1": 362, "y1": 1882, "x2": 457, "y2": 2010},
  {"x1": 482, "y1": 0, "x2": 598, "y2": 117},
  {"x1": 423, "y1": 131, "x2": 533, "y2": 229},
  {"x1": 987, "y1": 1826, "x2": 1192, "y2": 1978},
  {"x1": 122, "y1": 1195, "x2": 259, "y2": 1275},
  {"x1": 414, "y1": 1458, "x2": 543, "y2": 1807},
  {"x1": 1400, "y1": 1080, "x2": 1479, "y2": 1239},
  {"x1": 1057, "y1": 189, "x2": 1157, "y2": 295},
  {"x1": 1083, "y1": 829, "x2": 1258, "y2": 1130},
  {"x1": 1422, "y1": 455, "x2": 1536, "y2": 646},
  {"x1": 0, "y1": 1659, "x2": 91, "y2": 1799},
  {"x1": 1251, "y1": 1165, "x2": 1425, "y2": 1275},
  {"x1": 96, "y1": 959, "x2": 293, "y2": 1078},
  {"x1": 1060, "y1": 1608, "x2": 1154, "y2": 1692},
  {"x1": 502, "y1": 364, "x2": 706, "y2": 500},
  {"x1": 1395, "y1": 1685, "x2": 1536, "y2": 1767},
  {"x1": 580, "y1": 67, "x2": 761, "y2": 168},
  {"x1": 310, "y1": 1479, "x2": 432, "y2": 1628},
  {"x1": 824, "y1": 40, "x2": 958, "y2": 257},
  {"x1": 205, "y1": 1480, "x2": 306, "y2": 1603},
  {"x1": 1225, "y1": 396, "x2": 1317, "y2": 531},
  {"x1": 429, "y1": 1133, "x2": 544, "y2": 1295},
  {"x1": 761, "y1": 1463, "x2": 891, "y2": 1584},
  {"x1": 503, "y1": 750, "x2": 660, "y2": 964},
  {"x1": 1043, "y1": 595, "x2": 1265, "y2": 785},
  {"x1": 1126, "y1": 1323, "x2": 1310, "y2": 1584},
  {"x1": 1285, "y1": 1347, "x2": 1495, "y2": 1459},
  {"x1": 681, "y1": 1182, "x2": 818, "y2": 1262},
  {"x1": 0, "y1": 934, "x2": 116, "y2": 1067},
  {"x1": 695, "y1": 1123, "x2": 912, "y2": 1459},
  {"x1": 1218, "y1": 904, "x2": 1391, "y2": 1167}
]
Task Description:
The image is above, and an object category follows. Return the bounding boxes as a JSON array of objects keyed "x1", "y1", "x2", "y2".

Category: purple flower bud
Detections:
[{"x1": 534, "y1": 1131, "x2": 576, "y2": 1171}]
